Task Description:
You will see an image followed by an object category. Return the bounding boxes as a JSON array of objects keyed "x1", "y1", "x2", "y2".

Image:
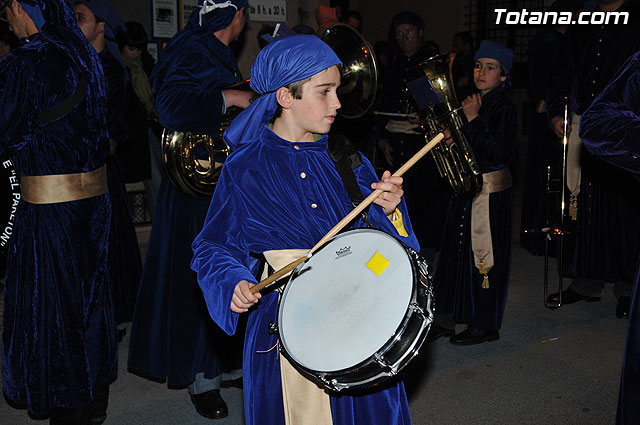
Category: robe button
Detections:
[
  {"x1": 294, "y1": 145, "x2": 300, "y2": 150},
  {"x1": 300, "y1": 172, "x2": 307, "y2": 178},
  {"x1": 311, "y1": 203, "x2": 318, "y2": 209}
]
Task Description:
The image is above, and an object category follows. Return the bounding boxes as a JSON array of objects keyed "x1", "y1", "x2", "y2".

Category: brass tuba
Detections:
[
  {"x1": 161, "y1": 80, "x2": 249, "y2": 199},
  {"x1": 162, "y1": 24, "x2": 378, "y2": 198},
  {"x1": 406, "y1": 53, "x2": 483, "y2": 198}
]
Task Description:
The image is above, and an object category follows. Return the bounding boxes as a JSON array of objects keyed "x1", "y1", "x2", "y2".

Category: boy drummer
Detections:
[{"x1": 191, "y1": 34, "x2": 419, "y2": 424}]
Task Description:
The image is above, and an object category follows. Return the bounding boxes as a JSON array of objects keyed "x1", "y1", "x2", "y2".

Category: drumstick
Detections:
[{"x1": 250, "y1": 132, "x2": 445, "y2": 294}]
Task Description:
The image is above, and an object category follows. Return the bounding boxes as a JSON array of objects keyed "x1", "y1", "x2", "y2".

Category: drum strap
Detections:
[{"x1": 327, "y1": 134, "x2": 372, "y2": 227}]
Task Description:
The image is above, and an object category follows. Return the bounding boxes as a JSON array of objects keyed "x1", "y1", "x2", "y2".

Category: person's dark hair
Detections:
[
  {"x1": 345, "y1": 10, "x2": 362, "y2": 22},
  {"x1": 0, "y1": 20, "x2": 18, "y2": 49},
  {"x1": 454, "y1": 31, "x2": 473, "y2": 49},
  {"x1": 117, "y1": 21, "x2": 148, "y2": 51},
  {"x1": 272, "y1": 76, "x2": 313, "y2": 120}
]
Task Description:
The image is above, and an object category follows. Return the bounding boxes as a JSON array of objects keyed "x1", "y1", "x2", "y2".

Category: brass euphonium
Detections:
[
  {"x1": 161, "y1": 80, "x2": 250, "y2": 199},
  {"x1": 407, "y1": 53, "x2": 483, "y2": 198},
  {"x1": 162, "y1": 24, "x2": 378, "y2": 198}
]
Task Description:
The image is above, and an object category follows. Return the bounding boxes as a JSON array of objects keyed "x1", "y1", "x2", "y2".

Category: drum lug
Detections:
[
  {"x1": 374, "y1": 353, "x2": 397, "y2": 376},
  {"x1": 410, "y1": 302, "x2": 426, "y2": 318},
  {"x1": 268, "y1": 321, "x2": 279, "y2": 336},
  {"x1": 317, "y1": 374, "x2": 343, "y2": 392}
]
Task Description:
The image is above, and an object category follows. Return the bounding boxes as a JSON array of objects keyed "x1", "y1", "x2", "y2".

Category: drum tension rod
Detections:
[{"x1": 268, "y1": 321, "x2": 279, "y2": 336}]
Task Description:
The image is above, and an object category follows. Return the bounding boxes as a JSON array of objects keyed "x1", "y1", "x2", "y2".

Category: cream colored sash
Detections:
[
  {"x1": 471, "y1": 169, "x2": 512, "y2": 288},
  {"x1": 567, "y1": 113, "x2": 582, "y2": 198},
  {"x1": 20, "y1": 165, "x2": 108, "y2": 204},
  {"x1": 261, "y1": 249, "x2": 334, "y2": 425},
  {"x1": 385, "y1": 119, "x2": 421, "y2": 135}
]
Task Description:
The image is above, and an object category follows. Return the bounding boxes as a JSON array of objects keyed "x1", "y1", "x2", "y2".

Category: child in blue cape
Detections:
[{"x1": 191, "y1": 34, "x2": 419, "y2": 425}]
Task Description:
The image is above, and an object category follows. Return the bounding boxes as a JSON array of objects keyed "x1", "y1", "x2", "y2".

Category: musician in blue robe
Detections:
[
  {"x1": 0, "y1": 0, "x2": 116, "y2": 422},
  {"x1": 74, "y1": 0, "x2": 142, "y2": 342},
  {"x1": 430, "y1": 41, "x2": 518, "y2": 345},
  {"x1": 191, "y1": 34, "x2": 419, "y2": 425},
  {"x1": 578, "y1": 50, "x2": 640, "y2": 425},
  {"x1": 127, "y1": 0, "x2": 252, "y2": 419},
  {"x1": 546, "y1": 0, "x2": 640, "y2": 315}
]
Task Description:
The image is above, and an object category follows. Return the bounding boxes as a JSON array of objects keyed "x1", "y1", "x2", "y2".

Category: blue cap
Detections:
[{"x1": 474, "y1": 40, "x2": 514, "y2": 73}]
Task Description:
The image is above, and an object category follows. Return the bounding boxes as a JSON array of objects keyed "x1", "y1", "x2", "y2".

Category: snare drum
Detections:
[{"x1": 277, "y1": 228, "x2": 433, "y2": 392}]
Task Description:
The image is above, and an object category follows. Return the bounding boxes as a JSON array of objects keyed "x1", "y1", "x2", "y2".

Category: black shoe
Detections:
[
  {"x1": 190, "y1": 389, "x2": 228, "y2": 419},
  {"x1": 449, "y1": 327, "x2": 499, "y2": 346},
  {"x1": 546, "y1": 288, "x2": 601, "y2": 305},
  {"x1": 616, "y1": 296, "x2": 632, "y2": 318},
  {"x1": 221, "y1": 377, "x2": 243, "y2": 389},
  {"x1": 426, "y1": 324, "x2": 454, "y2": 343}
]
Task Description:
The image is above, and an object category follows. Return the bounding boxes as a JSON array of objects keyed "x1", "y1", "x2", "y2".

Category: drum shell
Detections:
[{"x1": 276, "y1": 229, "x2": 433, "y2": 392}]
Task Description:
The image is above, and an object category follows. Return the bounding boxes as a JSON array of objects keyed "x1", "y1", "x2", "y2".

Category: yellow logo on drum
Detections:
[{"x1": 366, "y1": 252, "x2": 390, "y2": 276}]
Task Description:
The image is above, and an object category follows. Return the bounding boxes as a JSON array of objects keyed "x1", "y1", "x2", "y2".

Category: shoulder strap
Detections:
[
  {"x1": 327, "y1": 134, "x2": 372, "y2": 227},
  {"x1": 39, "y1": 75, "x2": 88, "y2": 125},
  {"x1": 328, "y1": 134, "x2": 364, "y2": 205}
]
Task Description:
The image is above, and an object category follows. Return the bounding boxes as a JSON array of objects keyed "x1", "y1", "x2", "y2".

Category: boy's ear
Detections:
[
  {"x1": 97, "y1": 21, "x2": 105, "y2": 35},
  {"x1": 275, "y1": 86, "x2": 293, "y2": 110}
]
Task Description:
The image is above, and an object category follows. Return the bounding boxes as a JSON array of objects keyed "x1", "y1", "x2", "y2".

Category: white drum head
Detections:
[{"x1": 278, "y1": 229, "x2": 414, "y2": 372}]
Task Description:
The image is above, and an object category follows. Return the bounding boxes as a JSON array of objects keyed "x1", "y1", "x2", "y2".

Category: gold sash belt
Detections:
[
  {"x1": 21, "y1": 165, "x2": 108, "y2": 204},
  {"x1": 471, "y1": 168, "x2": 512, "y2": 288}
]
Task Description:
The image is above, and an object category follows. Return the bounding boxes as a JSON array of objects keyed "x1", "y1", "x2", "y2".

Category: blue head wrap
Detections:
[
  {"x1": 151, "y1": 0, "x2": 247, "y2": 90},
  {"x1": 474, "y1": 40, "x2": 514, "y2": 74},
  {"x1": 223, "y1": 34, "x2": 342, "y2": 149},
  {"x1": 74, "y1": 0, "x2": 125, "y2": 68},
  {"x1": 18, "y1": 2, "x2": 45, "y2": 30}
]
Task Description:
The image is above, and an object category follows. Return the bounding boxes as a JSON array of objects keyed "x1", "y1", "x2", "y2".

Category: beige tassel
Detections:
[
  {"x1": 482, "y1": 274, "x2": 490, "y2": 289},
  {"x1": 479, "y1": 260, "x2": 490, "y2": 289}
]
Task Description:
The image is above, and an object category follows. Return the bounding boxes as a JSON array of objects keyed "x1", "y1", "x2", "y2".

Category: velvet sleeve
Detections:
[
  {"x1": 580, "y1": 54, "x2": 640, "y2": 175},
  {"x1": 191, "y1": 168, "x2": 258, "y2": 336},
  {"x1": 354, "y1": 155, "x2": 420, "y2": 252},
  {"x1": 463, "y1": 98, "x2": 519, "y2": 168},
  {"x1": 0, "y1": 55, "x2": 40, "y2": 158},
  {"x1": 154, "y1": 43, "x2": 225, "y2": 134}
]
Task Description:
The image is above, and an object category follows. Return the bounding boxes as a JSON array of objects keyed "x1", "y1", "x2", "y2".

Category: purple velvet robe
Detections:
[
  {"x1": 0, "y1": 31, "x2": 116, "y2": 414},
  {"x1": 579, "y1": 51, "x2": 640, "y2": 425}
]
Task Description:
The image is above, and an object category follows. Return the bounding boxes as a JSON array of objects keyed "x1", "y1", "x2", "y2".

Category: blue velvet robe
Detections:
[
  {"x1": 100, "y1": 48, "x2": 142, "y2": 327},
  {"x1": 127, "y1": 33, "x2": 243, "y2": 386},
  {"x1": 579, "y1": 51, "x2": 640, "y2": 425},
  {"x1": 0, "y1": 33, "x2": 116, "y2": 414},
  {"x1": 191, "y1": 127, "x2": 419, "y2": 425},
  {"x1": 434, "y1": 86, "x2": 518, "y2": 331}
]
